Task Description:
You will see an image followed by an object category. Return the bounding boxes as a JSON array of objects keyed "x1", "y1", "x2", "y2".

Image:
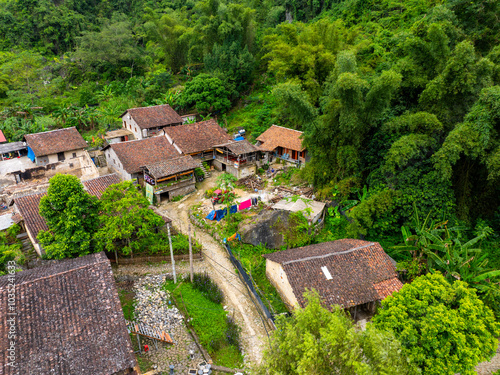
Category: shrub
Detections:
[
  {"x1": 192, "y1": 272, "x2": 224, "y2": 304},
  {"x1": 225, "y1": 316, "x2": 241, "y2": 348}
]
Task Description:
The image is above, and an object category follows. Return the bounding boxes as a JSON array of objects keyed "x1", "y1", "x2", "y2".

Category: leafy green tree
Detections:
[
  {"x1": 256, "y1": 290, "x2": 419, "y2": 375},
  {"x1": 0, "y1": 225, "x2": 25, "y2": 275},
  {"x1": 179, "y1": 73, "x2": 231, "y2": 114},
  {"x1": 95, "y1": 181, "x2": 164, "y2": 258},
  {"x1": 373, "y1": 273, "x2": 500, "y2": 375},
  {"x1": 38, "y1": 174, "x2": 100, "y2": 259}
]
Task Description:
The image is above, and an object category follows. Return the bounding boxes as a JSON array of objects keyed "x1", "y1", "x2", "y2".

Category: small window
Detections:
[
  {"x1": 72, "y1": 152, "x2": 76, "y2": 158},
  {"x1": 57, "y1": 152, "x2": 65, "y2": 161},
  {"x1": 69, "y1": 163, "x2": 74, "y2": 168}
]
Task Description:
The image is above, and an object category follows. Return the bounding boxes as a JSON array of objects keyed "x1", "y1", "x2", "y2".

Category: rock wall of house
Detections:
[
  {"x1": 105, "y1": 148, "x2": 132, "y2": 180},
  {"x1": 265, "y1": 259, "x2": 299, "y2": 309},
  {"x1": 169, "y1": 182, "x2": 196, "y2": 199},
  {"x1": 213, "y1": 159, "x2": 223, "y2": 171}
]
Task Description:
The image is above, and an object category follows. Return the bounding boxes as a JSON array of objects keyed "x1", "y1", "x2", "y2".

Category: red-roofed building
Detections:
[{"x1": 256, "y1": 125, "x2": 308, "y2": 166}]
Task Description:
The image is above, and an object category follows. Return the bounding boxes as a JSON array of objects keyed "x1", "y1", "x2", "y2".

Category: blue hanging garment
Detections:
[
  {"x1": 206, "y1": 210, "x2": 216, "y2": 220},
  {"x1": 27, "y1": 146, "x2": 36, "y2": 162},
  {"x1": 215, "y1": 209, "x2": 225, "y2": 221},
  {"x1": 230, "y1": 205, "x2": 238, "y2": 214}
]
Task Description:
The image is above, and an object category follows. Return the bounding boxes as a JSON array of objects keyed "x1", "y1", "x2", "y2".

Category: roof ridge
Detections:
[
  {"x1": 25, "y1": 127, "x2": 78, "y2": 136},
  {"x1": 11, "y1": 256, "x2": 109, "y2": 287},
  {"x1": 15, "y1": 191, "x2": 48, "y2": 200},
  {"x1": 127, "y1": 104, "x2": 171, "y2": 111},
  {"x1": 81, "y1": 173, "x2": 119, "y2": 183},
  {"x1": 271, "y1": 124, "x2": 303, "y2": 134},
  {"x1": 282, "y1": 242, "x2": 376, "y2": 265}
]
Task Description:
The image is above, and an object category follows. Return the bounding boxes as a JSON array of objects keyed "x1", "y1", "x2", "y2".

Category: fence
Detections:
[{"x1": 110, "y1": 252, "x2": 202, "y2": 265}]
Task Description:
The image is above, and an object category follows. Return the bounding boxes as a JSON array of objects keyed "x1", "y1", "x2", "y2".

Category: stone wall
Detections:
[{"x1": 168, "y1": 183, "x2": 196, "y2": 199}]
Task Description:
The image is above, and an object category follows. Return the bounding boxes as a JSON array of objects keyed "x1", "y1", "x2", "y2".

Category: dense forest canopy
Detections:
[{"x1": 0, "y1": 0, "x2": 499, "y2": 249}]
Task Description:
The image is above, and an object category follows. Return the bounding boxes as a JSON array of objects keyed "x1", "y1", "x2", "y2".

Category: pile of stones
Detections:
[{"x1": 133, "y1": 274, "x2": 184, "y2": 332}]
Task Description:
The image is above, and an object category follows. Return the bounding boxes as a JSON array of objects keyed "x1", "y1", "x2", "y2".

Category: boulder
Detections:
[{"x1": 240, "y1": 209, "x2": 290, "y2": 249}]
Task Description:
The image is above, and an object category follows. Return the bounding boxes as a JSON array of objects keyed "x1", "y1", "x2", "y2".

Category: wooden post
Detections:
[
  {"x1": 115, "y1": 249, "x2": 118, "y2": 265},
  {"x1": 167, "y1": 223, "x2": 177, "y2": 283},
  {"x1": 189, "y1": 223, "x2": 193, "y2": 283}
]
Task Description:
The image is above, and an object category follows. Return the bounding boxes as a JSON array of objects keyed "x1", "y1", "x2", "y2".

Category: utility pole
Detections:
[
  {"x1": 167, "y1": 223, "x2": 176, "y2": 283},
  {"x1": 188, "y1": 223, "x2": 193, "y2": 283}
]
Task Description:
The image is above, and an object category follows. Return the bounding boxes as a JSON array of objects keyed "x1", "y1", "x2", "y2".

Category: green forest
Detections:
[{"x1": 0, "y1": 0, "x2": 499, "y2": 294}]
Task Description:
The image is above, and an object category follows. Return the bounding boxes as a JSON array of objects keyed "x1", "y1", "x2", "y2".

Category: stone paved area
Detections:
[{"x1": 476, "y1": 340, "x2": 500, "y2": 375}]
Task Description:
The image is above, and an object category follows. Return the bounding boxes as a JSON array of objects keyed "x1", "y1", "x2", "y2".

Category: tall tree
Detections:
[
  {"x1": 95, "y1": 181, "x2": 164, "y2": 258},
  {"x1": 373, "y1": 273, "x2": 499, "y2": 375},
  {"x1": 256, "y1": 290, "x2": 419, "y2": 375},
  {"x1": 38, "y1": 174, "x2": 100, "y2": 259}
]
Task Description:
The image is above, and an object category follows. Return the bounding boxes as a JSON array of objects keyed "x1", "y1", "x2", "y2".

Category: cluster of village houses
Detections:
[{"x1": 0, "y1": 105, "x2": 402, "y2": 375}]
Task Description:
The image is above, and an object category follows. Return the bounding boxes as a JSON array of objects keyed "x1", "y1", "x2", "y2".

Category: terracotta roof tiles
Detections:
[
  {"x1": 264, "y1": 239, "x2": 402, "y2": 308},
  {"x1": 256, "y1": 125, "x2": 305, "y2": 152},
  {"x1": 145, "y1": 155, "x2": 200, "y2": 179},
  {"x1": 82, "y1": 173, "x2": 121, "y2": 199},
  {"x1": 164, "y1": 119, "x2": 232, "y2": 154},
  {"x1": 215, "y1": 140, "x2": 260, "y2": 155},
  {"x1": 123, "y1": 104, "x2": 183, "y2": 129},
  {"x1": 108, "y1": 136, "x2": 181, "y2": 174},
  {"x1": 0, "y1": 252, "x2": 138, "y2": 375},
  {"x1": 24, "y1": 127, "x2": 88, "y2": 157}
]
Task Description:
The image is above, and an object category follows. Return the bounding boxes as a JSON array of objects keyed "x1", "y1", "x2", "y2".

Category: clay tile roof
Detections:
[
  {"x1": 14, "y1": 192, "x2": 48, "y2": 243},
  {"x1": 256, "y1": 125, "x2": 305, "y2": 152},
  {"x1": 214, "y1": 140, "x2": 260, "y2": 155},
  {"x1": 263, "y1": 239, "x2": 402, "y2": 308},
  {"x1": 15, "y1": 176, "x2": 121, "y2": 242},
  {"x1": 109, "y1": 136, "x2": 181, "y2": 174},
  {"x1": 164, "y1": 119, "x2": 232, "y2": 154},
  {"x1": 82, "y1": 173, "x2": 121, "y2": 198},
  {"x1": 145, "y1": 155, "x2": 200, "y2": 179},
  {"x1": 24, "y1": 127, "x2": 88, "y2": 157},
  {"x1": 0, "y1": 252, "x2": 138, "y2": 375},
  {"x1": 122, "y1": 104, "x2": 183, "y2": 129}
]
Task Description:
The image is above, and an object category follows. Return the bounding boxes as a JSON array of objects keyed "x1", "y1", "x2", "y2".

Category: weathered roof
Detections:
[
  {"x1": 24, "y1": 127, "x2": 88, "y2": 157},
  {"x1": 256, "y1": 125, "x2": 305, "y2": 152},
  {"x1": 164, "y1": 119, "x2": 232, "y2": 154},
  {"x1": 215, "y1": 139, "x2": 260, "y2": 155},
  {"x1": 104, "y1": 128, "x2": 134, "y2": 139},
  {"x1": 263, "y1": 239, "x2": 403, "y2": 308},
  {"x1": 108, "y1": 136, "x2": 181, "y2": 174},
  {"x1": 145, "y1": 155, "x2": 199, "y2": 179},
  {"x1": 122, "y1": 105, "x2": 183, "y2": 129},
  {"x1": 0, "y1": 252, "x2": 138, "y2": 375},
  {"x1": 0, "y1": 141, "x2": 26, "y2": 154},
  {"x1": 82, "y1": 173, "x2": 121, "y2": 198},
  {"x1": 272, "y1": 198, "x2": 325, "y2": 222},
  {"x1": 15, "y1": 175, "x2": 121, "y2": 242},
  {"x1": 14, "y1": 192, "x2": 48, "y2": 243}
]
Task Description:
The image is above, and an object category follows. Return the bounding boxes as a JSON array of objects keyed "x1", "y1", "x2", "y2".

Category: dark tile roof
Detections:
[
  {"x1": 0, "y1": 252, "x2": 138, "y2": 375},
  {"x1": 263, "y1": 239, "x2": 402, "y2": 308},
  {"x1": 24, "y1": 127, "x2": 88, "y2": 157},
  {"x1": 109, "y1": 136, "x2": 181, "y2": 174},
  {"x1": 165, "y1": 119, "x2": 232, "y2": 154},
  {"x1": 215, "y1": 140, "x2": 260, "y2": 155},
  {"x1": 122, "y1": 105, "x2": 183, "y2": 129},
  {"x1": 82, "y1": 173, "x2": 121, "y2": 198},
  {"x1": 14, "y1": 192, "x2": 48, "y2": 244},
  {"x1": 256, "y1": 125, "x2": 305, "y2": 152},
  {"x1": 15, "y1": 176, "x2": 121, "y2": 242},
  {"x1": 145, "y1": 155, "x2": 200, "y2": 179},
  {"x1": 0, "y1": 141, "x2": 26, "y2": 154}
]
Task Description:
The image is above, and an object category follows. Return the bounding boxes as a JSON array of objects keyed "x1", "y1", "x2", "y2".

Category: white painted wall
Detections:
[
  {"x1": 104, "y1": 147, "x2": 133, "y2": 180},
  {"x1": 121, "y1": 114, "x2": 143, "y2": 140},
  {"x1": 265, "y1": 259, "x2": 299, "y2": 309}
]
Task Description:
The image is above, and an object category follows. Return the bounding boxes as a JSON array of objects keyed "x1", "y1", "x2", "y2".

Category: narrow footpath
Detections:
[{"x1": 158, "y1": 175, "x2": 268, "y2": 366}]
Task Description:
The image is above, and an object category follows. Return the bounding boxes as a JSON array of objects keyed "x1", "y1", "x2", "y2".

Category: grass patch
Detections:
[
  {"x1": 118, "y1": 290, "x2": 135, "y2": 321},
  {"x1": 163, "y1": 279, "x2": 243, "y2": 368}
]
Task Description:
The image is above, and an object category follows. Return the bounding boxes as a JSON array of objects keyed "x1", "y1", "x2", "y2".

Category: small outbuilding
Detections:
[
  {"x1": 256, "y1": 125, "x2": 308, "y2": 166},
  {"x1": 213, "y1": 140, "x2": 261, "y2": 179},
  {"x1": 142, "y1": 155, "x2": 200, "y2": 203},
  {"x1": 272, "y1": 197, "x2": 326, "y2": 223},
  {"x1": 263, "y1": 239, "x2": 403, "y2": 318},
  {"x1": 0, "y1": 252, "x2": 138, "y2": 375}
]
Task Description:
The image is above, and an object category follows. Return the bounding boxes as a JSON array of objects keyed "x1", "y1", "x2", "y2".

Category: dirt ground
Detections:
[{"x1": 158, "y1": 172, "x2": 269, "y2": 366}]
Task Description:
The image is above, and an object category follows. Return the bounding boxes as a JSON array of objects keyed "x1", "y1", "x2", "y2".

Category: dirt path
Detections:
[{"x1": 158, "y1": 173, "x2": 268, "y2": 367}]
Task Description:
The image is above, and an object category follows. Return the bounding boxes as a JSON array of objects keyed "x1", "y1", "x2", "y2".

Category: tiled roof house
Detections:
[
  {"x1": 103, "y1": 137, "x2": 181, "y2": 180},
  {"x1": 0, "y1": 252, "x2": 138, "y2": 375},
  {"x1": 164, "y1": 119, "x2": 232, "y2": 155},
  {"x1": 256, "y1": 125, "x2": 307, "y2": 165},
  {"x1": 263, "y1": 239, "x2": 403, "y2": 314},
  {"x1": 14, "y1": 174, "x2": 121, "y2": 256},
  {"x1": 21, "y1": 127, "x2": 99, "y2": 180},
  {"x1": 121, "y1": 104, "x2": 183, "y2": 140}
]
